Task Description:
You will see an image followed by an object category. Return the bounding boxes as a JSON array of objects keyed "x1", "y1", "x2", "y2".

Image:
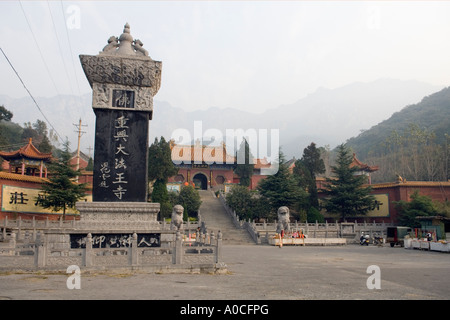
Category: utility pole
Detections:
[
  {"x1": 87, "y1": 145, "x2": 93, "y2": 158},
  {"x1": 73, "y1": 118, "x2": 87, "y2": 177}
]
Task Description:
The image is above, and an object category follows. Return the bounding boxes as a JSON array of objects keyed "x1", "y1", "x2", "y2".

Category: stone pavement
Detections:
[{"x1": 0, "y1": 244, "x2": 449, "y2": 301}]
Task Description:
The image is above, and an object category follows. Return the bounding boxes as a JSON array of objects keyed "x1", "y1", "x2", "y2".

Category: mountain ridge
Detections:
[
  {"x1": 0, "y1": 78, "x2": 444, "y2": 159},
  {"x1": 345, "y1": 86, "x2": 450, "y2": 160}
]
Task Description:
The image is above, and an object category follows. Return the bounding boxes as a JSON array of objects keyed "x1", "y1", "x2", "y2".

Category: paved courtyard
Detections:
[{"x1": 0, "y1": 244, "x2": 449, "y2": 301}]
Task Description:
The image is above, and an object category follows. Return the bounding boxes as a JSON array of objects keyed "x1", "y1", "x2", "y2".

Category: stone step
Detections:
[{"x1": 198, "y1": 190, "x2": 255, "y2": 245}]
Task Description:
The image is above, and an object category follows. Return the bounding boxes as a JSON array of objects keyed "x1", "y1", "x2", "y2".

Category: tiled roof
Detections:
[
  {"x1": 254, "y1": 157, "x2": 271, "y2": 169},
  {"x1": 371, "y1": 181, "x2": 450, "y2": 189},
  {"x1": 170, "y1": 143, "x2": 272, "y2": 168},
  {"x1": 350, "y1": 153, "x2": 379, "y2": 172},
  {"x1": 170, "y1": 143, "x2": 236, "y2": 164},
  {"x1": 0, "y1": 171, "x2": 47, "y2": 183},
  {"x1": 172, "y1": 145, "x2": 234, "y2": 164},
  {"x1": 0, "y1": 138, "x2": 52, "y2": 161}
]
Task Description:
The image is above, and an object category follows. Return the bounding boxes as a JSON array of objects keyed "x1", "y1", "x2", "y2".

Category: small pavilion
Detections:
[
  {"x1": 350, "y1": 153, "x2": 379, "y2": 184},
  {"x1": 0, "y1": 138, "x2": 52, "y2": 178}
]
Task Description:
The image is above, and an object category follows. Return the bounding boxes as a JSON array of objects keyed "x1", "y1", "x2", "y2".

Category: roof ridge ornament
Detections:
[{"x1": 100, "y1": 23, "x2": 150, "y2": 58}]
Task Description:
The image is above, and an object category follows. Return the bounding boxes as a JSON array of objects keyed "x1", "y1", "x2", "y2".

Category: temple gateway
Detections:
[{"x1": 167, "y1": 141, "x2": 272, "y2": 191}]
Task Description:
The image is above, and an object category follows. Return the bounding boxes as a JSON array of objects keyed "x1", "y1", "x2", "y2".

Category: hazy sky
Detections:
[{"x1": 1, "y1": 0, "x2": 450, "y2": 121}]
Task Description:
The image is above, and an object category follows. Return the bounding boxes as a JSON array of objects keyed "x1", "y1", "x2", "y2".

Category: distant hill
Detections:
[
  {"x1": 346, "y1": 86, "x2": 450, "y2": 159},
  {"x1": 151, "y1": 78, "x2": 443, "y2": 159},
  {"x1": 0, "y1": 78, "x2": 444, "y2": 160},
  {"x1": 259, "y1": 78, "x2": 444, "y2": 158}
]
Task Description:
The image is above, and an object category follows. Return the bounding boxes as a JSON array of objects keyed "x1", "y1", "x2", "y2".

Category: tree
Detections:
[
  {"x1": 148, "y1": 137, "x2": 178, "y2": 183},
  {"x1": 37, "y1": 135, "x2": 52, "y2": 153},
  {"x1": 148, "y1": 137, "x2": 179, "y2": 217},
  {"x1": 394, "y1": 190, "x2": 438, "y2": 228},
  {"x1": 322, "y1": 144, "x2": 375, "y2": 220},
  {"x1": 307, "y1": 207, "x2": 325, "y2": 223},
  {"x1": 234, "y1": 138, "x2": 254, "y2": 187},
  {"x1": 257, "y1": 151, "x2": 308, "y2": 218},
  {"x1": 226, "y1": 185, "x2": 255, "y2": 220},
  {"x1": 293, "y1": 142, "x2": 325, "y2": 209},
  {"x1": 36, "y1": 140, "x2": 87, "y2": 220},
  {"x1": 86, "y1": 157, "x2": 94, "y2": 171},
  {"x1": 152, "y1": 179, "x2": 171, "y2": 217},
  {"x1": 0, "y1": 105, "x2": 13, "y2": 122},
  {"x1": 302, "y1": 142, "x2": 326, "y2": 177},
  {"x1": 176, "y1": 185, "x2": 202, "y2": 220}
]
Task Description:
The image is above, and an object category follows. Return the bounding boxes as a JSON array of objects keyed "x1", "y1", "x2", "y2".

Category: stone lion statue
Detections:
[
  {"x1": 276, "y1": 206, "x2": 290, "y2": 234},
  {"x1": 170, "y1": 205, "x2": 184, "y2": 231},
  {"x1": 133, "y1": 39, "x2": 149, "y2": 57},
  {"x1": 102, "y1": 36, "x2": 119, "y2": 53}
]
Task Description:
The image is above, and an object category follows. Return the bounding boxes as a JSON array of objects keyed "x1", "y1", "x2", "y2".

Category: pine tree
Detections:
[
  {"x1": 394, "y1": 190, "x2": 438, "y2": 228},
  {"x1": 148, "y1": 136, "x2": 178, "y2": 183},
  {"x1": 293, "y1": 142, "x2": 325, "y2": 209},
  {"x1": 36, "y1": 140, "x2": 87, "y2": 220},
  {"x1": 257, "y1": 152, "x2": 308, "y2": 216},
  {"x1": 234, "y1": 138, "x2": 254, "y2": 187},
  {"x1": 302, "y1": 142, "x2": 325, "y2": 207},
  {"x1": 148, "y1": 137, "x2": 179, "y2": 217},
  {"x1": 322, "y1": 144, "x2": 375, "y2": 220}
]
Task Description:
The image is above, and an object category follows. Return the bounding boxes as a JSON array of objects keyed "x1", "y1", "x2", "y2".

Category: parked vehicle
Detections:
[
  {"x1": 360, "y1": 234, "x2": 370, "y2": 246},
  {"x1": 373, "y1": 234, "x2": 384, "y2": 246},
  {"x1": 387, "y1": 226, "x2": 412, "y2": 247}
]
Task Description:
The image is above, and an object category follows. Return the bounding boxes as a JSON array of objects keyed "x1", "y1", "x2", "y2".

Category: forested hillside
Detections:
[
  {"x1": 0, "y1": 104, "x2": 55, "y2": 155},
  {"x1": 346, "y1": 87, "x2": 450, "y2": 183}
]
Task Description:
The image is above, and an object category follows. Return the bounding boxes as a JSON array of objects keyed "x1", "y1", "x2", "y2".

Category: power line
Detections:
[
  {"x1": 19, "y1": 0, "x2": 61, "y2": 96},
  {"x1": 0, "y1": 142, "x2": 31, "y2": 150},
  {"x1": 59, "y1": 0, "x2": 86, "y2": 120},
  {"x1": 0, "y1": 47, "x2": 64, "y2": 143},
  {"x1": 46, "y1": 1, "x2": 74, "y2": 97}
]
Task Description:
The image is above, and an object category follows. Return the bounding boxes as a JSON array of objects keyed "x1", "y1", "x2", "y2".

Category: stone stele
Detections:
[{"x1": 76, "y1": 23, "x2": 161, "y2": 225}]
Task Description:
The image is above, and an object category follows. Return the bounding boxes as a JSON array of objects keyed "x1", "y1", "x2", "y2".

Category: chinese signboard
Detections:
[
  {"x1": 366, "y1": 194, "x2": 389, "y2": 217},
  {"x1": 1, "y1": 185, "x2": 91, "y2": 215},
  {"x1": 319, "y1": 193, "x2": 390, "y2": 218}
]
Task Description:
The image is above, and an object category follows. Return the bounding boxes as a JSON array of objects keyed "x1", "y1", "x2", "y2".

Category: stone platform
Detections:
[{"x1": 75, "y1": 201, "x2": 160, "y2": 231}]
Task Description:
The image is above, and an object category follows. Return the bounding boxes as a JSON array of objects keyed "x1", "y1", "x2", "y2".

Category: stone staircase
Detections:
[{"x1": 198, "y1": 190, "x2": 255, "y2": 245}]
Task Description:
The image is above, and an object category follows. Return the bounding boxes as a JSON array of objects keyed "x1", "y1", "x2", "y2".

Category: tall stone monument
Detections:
[{"x1": 76, "y1": 23, "x2": 161, "y2": 228}]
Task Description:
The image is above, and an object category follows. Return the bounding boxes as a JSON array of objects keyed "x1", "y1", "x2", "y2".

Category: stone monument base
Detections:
[{"x1": 75, "y1": 201, "x2": 161, "y2": 231}]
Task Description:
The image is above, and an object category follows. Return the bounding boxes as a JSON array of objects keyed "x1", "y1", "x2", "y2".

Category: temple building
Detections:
[
  {"x1": 0, "y1": 138, "x2": 52, "y2": 178},
  {"x1": 314, "y1": 153, "x2": 450, "y2": 224},
  {"x1": 167, "y1": 141, "x2": 271, "y2": 191},
  {"x1": 349, "y1": 153, "x2": 379, "y2": 185},
  {"x1": 0, "y1": 138, "x2": 92, "y2": 220}
]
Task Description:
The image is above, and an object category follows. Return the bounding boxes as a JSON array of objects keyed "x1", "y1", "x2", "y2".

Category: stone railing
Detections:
[
  {"x1": 0, "y1": 215, "x2": 203, "y2": 243},
  {"x1": 217, "y1": 192, "x2": 263, "y2": 244},
  {"x1": 217, "y1": 191, "x2": 393, "y2": 244},
  {"x1": 0, "y1": 229, "x2": 224, "y2": 273}
]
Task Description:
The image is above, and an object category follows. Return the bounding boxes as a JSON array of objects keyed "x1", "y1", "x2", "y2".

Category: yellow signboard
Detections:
[
  {"x1": 320, "y1": 193, "x2": 390, "y2": 218},
  {"x1": 366, "y1": 194, "x2": 389, "y2": 217},
  {"x1": 1, "y1": 185, "x2": 91, "y2": 215}
]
